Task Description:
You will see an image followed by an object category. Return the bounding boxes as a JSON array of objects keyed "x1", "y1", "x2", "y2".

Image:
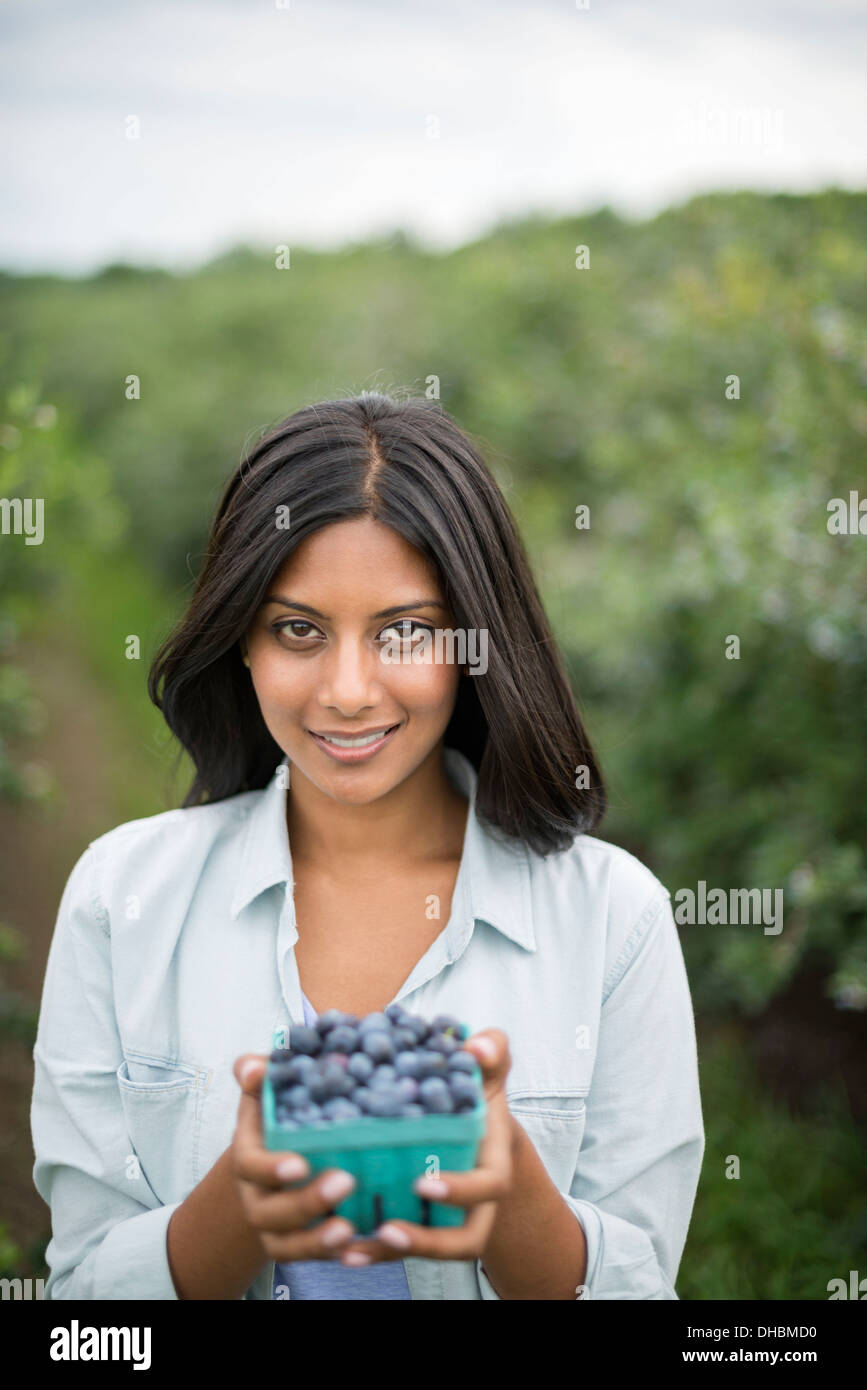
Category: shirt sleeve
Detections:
[
  {"x1": 476, "y1": 886, "x2": 704, "y2": 1300},
  {"x1": 30, "y1": 844, "x2": 182, "y2": 1300}
]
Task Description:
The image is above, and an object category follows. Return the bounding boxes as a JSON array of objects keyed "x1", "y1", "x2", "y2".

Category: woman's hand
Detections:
[
  {"x1": 335, "y1": 1028, "x2": 516, "y2": 1267},
  {"x1": 230, "y1": 1054, "x2": 360, "y2": 1262}
]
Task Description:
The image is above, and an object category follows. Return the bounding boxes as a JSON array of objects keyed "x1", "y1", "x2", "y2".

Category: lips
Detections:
[
  {"x1": 310, "y1": 724, "x2": 397, "y2": 746},
  {"x1": 308, "y1": 722, "x2": 402, "y2": 763}
]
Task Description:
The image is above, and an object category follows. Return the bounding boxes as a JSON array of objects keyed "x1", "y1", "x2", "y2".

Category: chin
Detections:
[{"x1": 319, "y1": 773, "x2": 398, "y2": 804}]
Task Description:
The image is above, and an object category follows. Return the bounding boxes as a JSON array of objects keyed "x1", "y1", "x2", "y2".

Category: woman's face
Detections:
[{"x1": 243, "y1": 517, "x2": 462, "y2": 805}]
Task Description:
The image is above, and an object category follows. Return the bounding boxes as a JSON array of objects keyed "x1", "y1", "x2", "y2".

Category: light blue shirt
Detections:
[{"x1": 31, "y1": 745, "x2": 704, "y2": 1300}]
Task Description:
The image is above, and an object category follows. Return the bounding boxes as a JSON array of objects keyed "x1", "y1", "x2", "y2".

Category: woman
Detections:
[{"x1": 31, "y1": 391, "x2": 704, "y2": 1300}]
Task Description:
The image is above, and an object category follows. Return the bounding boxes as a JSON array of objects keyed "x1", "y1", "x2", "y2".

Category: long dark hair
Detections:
[{"x1": 147, "y1": 392, "x2": 605, "y2": 855}]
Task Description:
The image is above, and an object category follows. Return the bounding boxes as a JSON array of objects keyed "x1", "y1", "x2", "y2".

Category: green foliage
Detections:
[
  {"x1": 0, "y1": 1221, "x2": 48, "y2": 1284},
  {"x1": 680, "y1": 1026, "x2": 867, "y2": 1299},
  {"x1": 0, "y1": 363, "x2": 188, "y2": 822},
  {"x1": 0, "y1": 654, "x2": 46, "y2": 800},
  {"x1": 2, "y1": 190, "x2": 865, "y2": 1020},
  {"x1": 1, "y1": 189, "x2": 865, "y2": 1298},
  {"x1": 0, "y1": 366, "x2": 178, "y2": 1041},
  {"x1": 0, "y1": 1222, "x2": 21, "y2": 1275},
  {"x1": 0, "y1": 379, "x2": 119, "y2": 802}
]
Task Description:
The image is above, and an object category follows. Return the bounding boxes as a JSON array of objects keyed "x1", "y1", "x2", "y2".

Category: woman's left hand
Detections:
[{"x1": 335, "y1": 1027, "x2": 516, "y2": 1266}]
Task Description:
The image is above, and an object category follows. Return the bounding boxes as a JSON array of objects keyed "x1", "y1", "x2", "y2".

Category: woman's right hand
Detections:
[{"x1": 231, "y1": 1053, "x2": 360, "y2": 1262}]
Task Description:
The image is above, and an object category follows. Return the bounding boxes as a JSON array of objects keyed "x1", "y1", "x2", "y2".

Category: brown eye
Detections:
[
  {"x1": 379, "y1": 620, "x2": 432, "y2": 643},
  {"x1": 275, "y1": 619, "x2": 320, "y2": 640}
]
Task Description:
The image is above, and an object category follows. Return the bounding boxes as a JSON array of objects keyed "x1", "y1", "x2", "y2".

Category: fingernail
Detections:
[
  {"x1": 276, "y1": 1155, "x2": 309, "y2": 1181},
  {"x1": 375, "y1": 1223, "x2": 412, "y2": 1249},
  {"x1": 413, "y1": 1177, "x2": 449, "y2": 1198},
  {"x1": 240, "y1": 1059, "x2": 262, "y2": 1083},
  {"x1": 319, "y1": 1170, "x2": 356, "y2": 1203},
  {"x1": 321, "y1": 1221, "x2": 354, "y2": 1247},
  {"x1": 470, "y1": 1036, "x2": 496, "y2": 1062},
  {"x1": 340, "y1": 1250, "x2": 371, "y2": 1266}
]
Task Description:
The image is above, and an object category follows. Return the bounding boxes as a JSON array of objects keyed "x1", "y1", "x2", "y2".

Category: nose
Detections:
[{"x1": 316, "y1": 633, "x2": 385, "y2": 716}]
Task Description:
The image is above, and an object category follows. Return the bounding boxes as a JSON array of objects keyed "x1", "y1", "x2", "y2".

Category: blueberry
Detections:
[
  {"x1": 268, "y1": 1061, "x2": 296, "y2": 1090},
  {"x1": 293, "y1": 1101, "x2": 324, "y2": 1122},
  {"x1": 363, "y1": 1088, "x2": 404, "y2": 1117},
  {"x1": 448, "y1": 1050, "x2": 478, "y2": 1074},
  {"x1": 416, "y1": 1051, "x2": 449, "y2": 1079},
  {"x1": 321, "y1": 1060, "x2": 354, "y2": 1094},
  {"x1": 418, "y1": 1075, "x2": 450, "y2": 1100},
  {"x1": 322, "y1": 1025, "x2": 359, "y2": 1053},
  {"x1": 307, "y1": 1075, "x2": 328, "y2": 1103},
  {"x1": 418, "y1": 1077, "x2": 455, "y2": 1113},
  {"x1": 289, "y1": 1024, "x2": 322, "y2": 1056},
  {"x1": 448, "y1": 1074, "x2": 481, "y2": 1109},
  {"x1": 321, "y1": 1097, "x2": 363, "y2": 1120},
  {"x1": 285, "y1": 1054, "x2": 317, "y2": 1081},
  {"x1": 361, "y1": 1030, "x2": 395, "y2": 1063},
  {"x1": 368, "y1": 1064, "x2": 398, "y2": 1089},
  {"x1": 404, "y1": 1016, "x2": 430, "y2": 1043},
  {"x1": 358, "y1": 1011, "x2": 392, "y2": 1035},
  {"x1": 315, "y1": 1008, "x2": 345, "y2": 1034},
  {"x1": 454, "y1": 1096, "x2": 477, "y2": 1113},
  {"x1": 266, "y1": 1006, "x2": 476, "y2": 1129},
  {"x1": 358, "y1": 1084, "x2": 405, "y2": 1117},
  {"x1": 347, "y1": 1053, "x2": 374, "y2": 1083},
  {"x1": 394, "y1": 1050, "x2": 422, "y2": 1078},
  {"x1": 432, "y1": 1013, "x2": 462, "y2": 1035},
  {"x1": 426, "y1": 1091, "x2": 456, "y2": 1114}
]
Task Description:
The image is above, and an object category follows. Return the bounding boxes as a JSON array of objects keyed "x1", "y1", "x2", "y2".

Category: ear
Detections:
[{"x1": 240, "y1": 643, "x2": 251, "y2": 669}]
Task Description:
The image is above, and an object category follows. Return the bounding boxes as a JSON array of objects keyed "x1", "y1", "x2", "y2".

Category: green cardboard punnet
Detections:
[{"x1": 261, "y1": 1018, "x2": 487, "y2": 1235}]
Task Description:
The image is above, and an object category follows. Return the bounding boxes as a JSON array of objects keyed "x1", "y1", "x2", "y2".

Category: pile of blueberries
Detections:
[{"x1": 266, "y1": 1004, "x2": 484, "y2": 1127}]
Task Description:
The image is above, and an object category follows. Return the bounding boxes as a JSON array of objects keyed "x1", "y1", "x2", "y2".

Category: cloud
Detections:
[{"x1": 0, "y1": 0, "x2": 864, "y2": 272}]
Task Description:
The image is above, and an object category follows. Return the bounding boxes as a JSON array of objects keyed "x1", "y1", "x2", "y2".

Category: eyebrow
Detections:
[{"x1": 263, "y1": 596, "x2": 449, "y2": 620}]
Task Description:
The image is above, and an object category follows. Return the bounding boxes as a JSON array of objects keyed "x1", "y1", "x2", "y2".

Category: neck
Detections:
[{"x1": 285, "y1": 743, "x2": 469, "y2": 870}]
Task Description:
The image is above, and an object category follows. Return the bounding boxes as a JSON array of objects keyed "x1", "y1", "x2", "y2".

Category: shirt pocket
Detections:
[
  {"x1": 116, "y1": 1051, "x2": 209, "y2": 1204},
  {"x1": 507, "y1": 1092, "x2": 587, "y2": 1193}
]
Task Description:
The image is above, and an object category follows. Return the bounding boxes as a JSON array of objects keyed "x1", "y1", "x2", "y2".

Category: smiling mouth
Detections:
[{"x1": 309, "y1": 723, "x2": 400, "y2": 749}]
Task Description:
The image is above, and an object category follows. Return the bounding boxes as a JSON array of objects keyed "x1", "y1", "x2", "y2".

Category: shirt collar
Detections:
[{"x1": 229, "y1": 747, "x2": 536, "y2": 952}]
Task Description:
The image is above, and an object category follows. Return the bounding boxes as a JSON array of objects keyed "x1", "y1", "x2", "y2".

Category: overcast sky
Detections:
[{"x1": 1, "y1": 0, "x2": 865, "y2": 275}]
